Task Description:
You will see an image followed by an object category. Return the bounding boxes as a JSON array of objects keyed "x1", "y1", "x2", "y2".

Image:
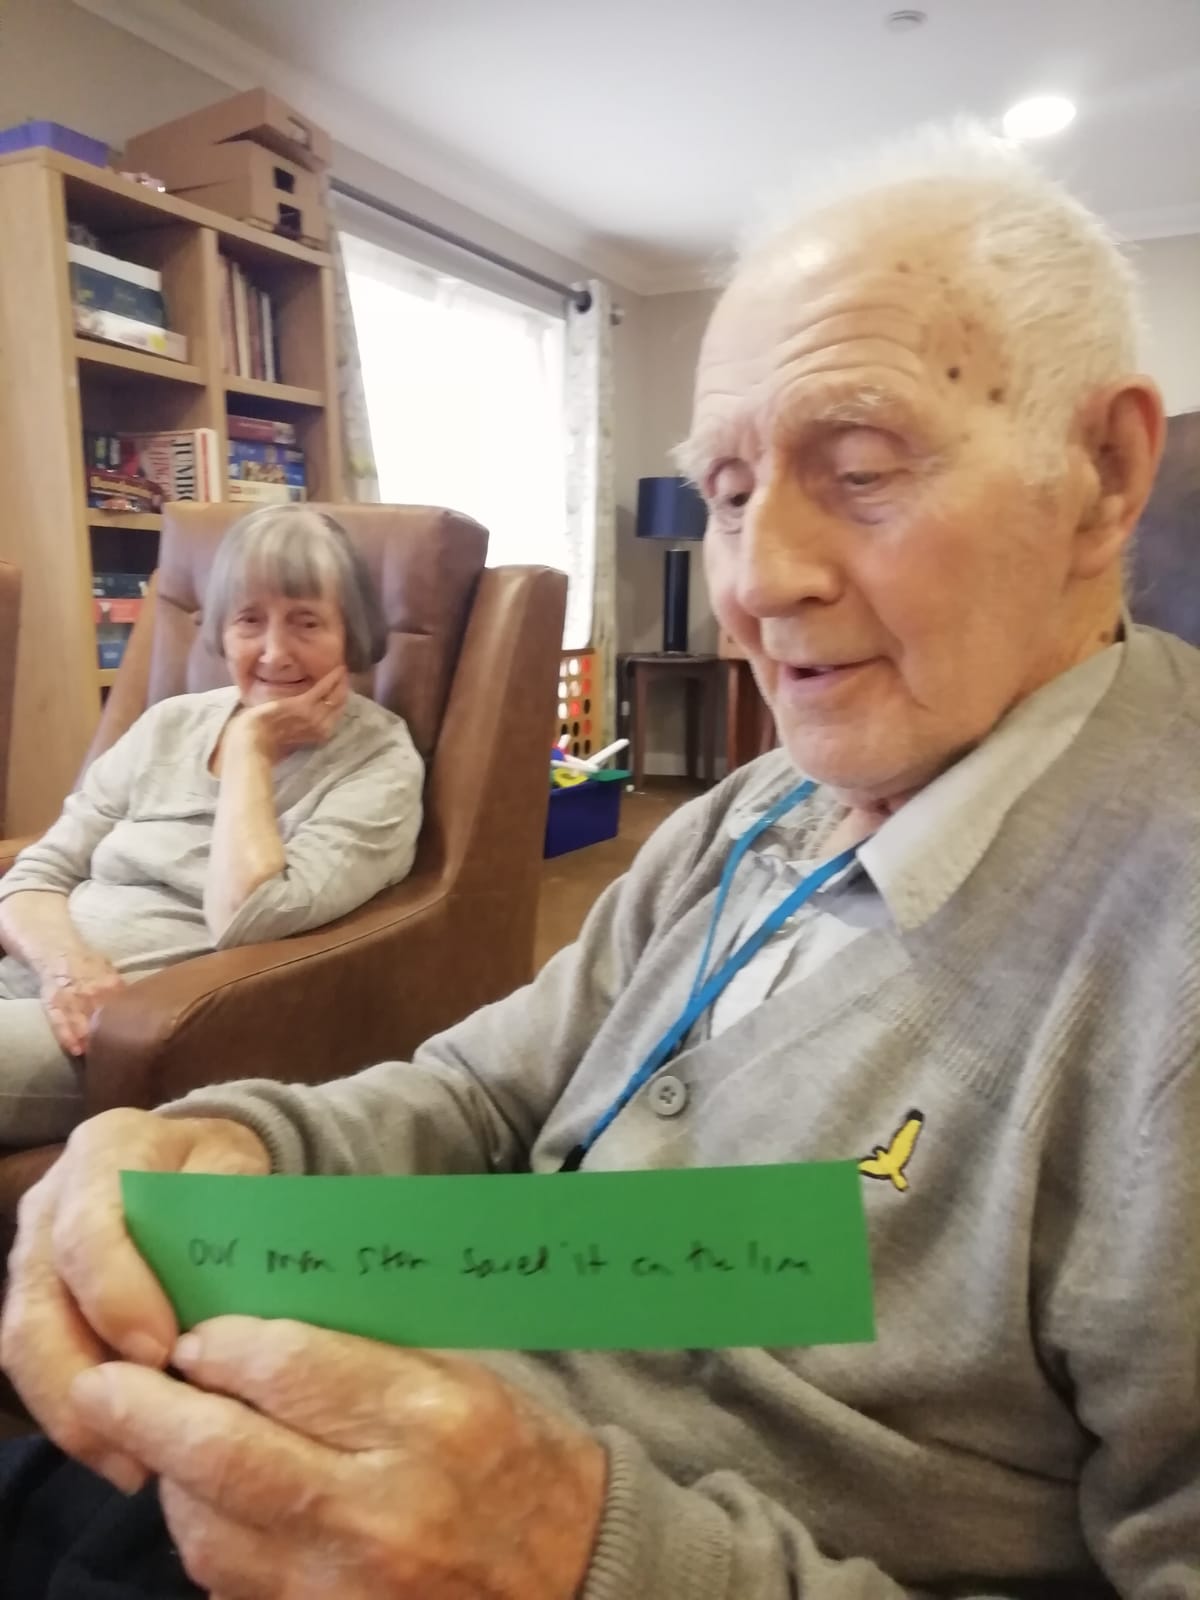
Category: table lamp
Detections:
[{"x1": 636, "y1": 475, "x2": 708, "y2": 654}]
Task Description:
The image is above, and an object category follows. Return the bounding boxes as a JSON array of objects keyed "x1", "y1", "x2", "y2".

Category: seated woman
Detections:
[{"x1": 0, "y1": 506, "x2": 423, "y2": 1147}]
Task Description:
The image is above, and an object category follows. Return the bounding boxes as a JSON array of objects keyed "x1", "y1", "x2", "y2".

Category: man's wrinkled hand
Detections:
[
  {"x1": 0, "y1": 1110, "x2": 271, "y2": 1495},
  {"x1": 71, "y1": 1315, "x2": 608, "y2": 1600}
]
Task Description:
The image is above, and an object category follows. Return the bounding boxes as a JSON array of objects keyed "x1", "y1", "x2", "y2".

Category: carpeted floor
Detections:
[{"x1": 533, "y1": 778, "x2": 704, "y2": 971}]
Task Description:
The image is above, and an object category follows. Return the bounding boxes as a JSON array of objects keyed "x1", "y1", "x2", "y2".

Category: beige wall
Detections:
[
  {"x1": 1136, "y1": 235, "x2": 1200, "y2": 416},
  {"x1": 0, "y1": 0, "x2": 231, "y2": 148}
]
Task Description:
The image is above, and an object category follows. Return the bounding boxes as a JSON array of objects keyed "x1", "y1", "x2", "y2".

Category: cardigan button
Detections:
[{"x1": 647, "y1": 1074, "x2": 688, "y2": 1118}]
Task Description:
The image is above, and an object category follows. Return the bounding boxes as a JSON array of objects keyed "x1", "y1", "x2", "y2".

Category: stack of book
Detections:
[
  {"x1": 69, "y1": 241, "x2": 188, "y2": 362},
  {"x1": 93, "y1": 572, "x2": 149, "y2": 671},
  {"x1": 226, "y1": 414, "x2": 306, "y2": 504},
  {"x1": 220, "y1": 258, "x2": 280, "y2": 381},
  {"x1": 85, "y1": 428, "x2": 222, "y2": 504}
]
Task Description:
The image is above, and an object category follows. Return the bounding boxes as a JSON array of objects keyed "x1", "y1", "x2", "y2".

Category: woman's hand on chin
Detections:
[{"x1": 239, "y1": 665, "x2": 351, "y2": 762}]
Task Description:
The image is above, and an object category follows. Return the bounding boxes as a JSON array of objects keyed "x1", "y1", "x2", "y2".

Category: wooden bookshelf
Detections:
[
  {"x1": 74, "y1": 338, "x2": 205, "y2": 385},
  {"x1": 224, "y1": 375, "x2": 325, "y2": 408},
  {"x1": 0, "y1": 148, "x2": 344, "y2": 833},
  {"x1": 86, "y1": 512, "x2": 163, "y2": 532}
]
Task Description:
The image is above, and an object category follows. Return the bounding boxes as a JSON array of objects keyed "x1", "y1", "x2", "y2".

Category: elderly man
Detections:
[{"x1": 2, "y1": 126, "x2": 1197, "y2": 1599}]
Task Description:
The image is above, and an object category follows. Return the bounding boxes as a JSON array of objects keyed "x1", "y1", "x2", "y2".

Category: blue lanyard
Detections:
[{"x1": 560, "y1": 778, "x2": 858, "y2": 1171}]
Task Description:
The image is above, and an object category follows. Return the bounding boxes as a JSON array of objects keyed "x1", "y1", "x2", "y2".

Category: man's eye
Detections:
[{"x1": 840, "y1": 470, "x2": 885, "y2": 489}]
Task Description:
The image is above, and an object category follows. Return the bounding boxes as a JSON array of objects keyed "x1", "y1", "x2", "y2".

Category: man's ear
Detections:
[{"x1": 1071, "y1": 378, "x2": 1166, "y2": 578}]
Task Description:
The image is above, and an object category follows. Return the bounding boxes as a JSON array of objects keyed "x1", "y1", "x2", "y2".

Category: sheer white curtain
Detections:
[{"x1": 340, "y1": 232, "x2": 570, "y2": 583}]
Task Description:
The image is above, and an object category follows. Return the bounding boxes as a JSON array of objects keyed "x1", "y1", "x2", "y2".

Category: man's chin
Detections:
[{"x1": 776, "y1": 728, "x2": 922, "y2": 807}]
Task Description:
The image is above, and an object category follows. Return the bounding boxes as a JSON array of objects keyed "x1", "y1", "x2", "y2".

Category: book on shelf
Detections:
[
  {"x1": 74, "y1": 303, "x2": 188, "y2": 362},
  {"x1": 86, "y1": 467, "x2": 163, "y2": 514},
  {"x1": 231, "y1": 261, "x2": 251, "y2": 377},
  {"x1": 227, "y1": 414, "x2": 297, "y2": 444},
  {"x1": 93, "y1": 572, "x2": 150, "y2": 599},
  {"x1": 261, "y1": 291, "x2": 277, "y2": 383},
  {"x1": 68, "y1": 243, "x2": 160, "y2": 292},
  {"x1": 222, "y1": 256, "x2": 282, "y2": 382},
  {"x1": 85, "y1": 430, "x2": 221, "y2": 502},
  {"x1": 68, "y1": 242, "x2": 166, "y2": 328},
  {"x1": 96, "y1": 627, "x2": 130, "y2": 671},
  {"x1": 92, "y1": 572, "x2": 149, "y2": 671},
  {"x1": 219, "y1": 266, "x2": 236, "y2": 375},
  {"x1": 228, "y1": 439, "x2": 306, "y2": 491},
  {"x1": 92, "y1": 595, "x2": 143, "y2": 626},
  {"x1": 227, "y1": 479, "x2": 306, "y2": 505}
]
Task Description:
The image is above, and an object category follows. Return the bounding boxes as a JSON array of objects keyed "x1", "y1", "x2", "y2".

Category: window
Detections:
[{"x1": 341, "y1": 231, "x2": 571, "y2": 603}]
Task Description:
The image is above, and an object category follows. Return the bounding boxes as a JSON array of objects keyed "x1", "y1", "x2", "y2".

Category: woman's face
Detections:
[{"x1": 222, "y1": 585, "x2": 347, "y2": 706}]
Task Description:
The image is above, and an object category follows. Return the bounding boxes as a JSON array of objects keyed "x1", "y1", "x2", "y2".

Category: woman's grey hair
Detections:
[
  {"x1": 729, "y1": 120, "x2": 1143, "y2": 482},
  {"x1": 201, "y1": 506, "x2": 388, "y2": 673}
]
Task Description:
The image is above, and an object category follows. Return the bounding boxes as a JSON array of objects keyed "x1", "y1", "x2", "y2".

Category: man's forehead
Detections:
[{"x1": 702, "y1": 233, "x2": 972, "y2": 367}]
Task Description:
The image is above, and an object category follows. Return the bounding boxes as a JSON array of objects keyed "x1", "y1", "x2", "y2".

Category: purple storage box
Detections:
[
  {"x1": 0, "y1": 120, "x2": 109, "y2": 167},
  {"x1": 543, "y1": 775, "x2": 626, "y2": 859}
]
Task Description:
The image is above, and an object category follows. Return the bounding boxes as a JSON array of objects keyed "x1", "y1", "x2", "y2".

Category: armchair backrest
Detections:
[
  {"x1": 88, "y1": 502, "x2": 489, "y2": 763},
  {"x1": 0, "y1": 559, "x2": 19, "y2": 833},
  {"x1": 84, "y1": 503, "x2": 566, "y2": 909}
]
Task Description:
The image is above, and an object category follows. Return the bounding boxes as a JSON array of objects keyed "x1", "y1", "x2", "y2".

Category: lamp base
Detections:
[{"x1": 662, "y1": 547, "x2": 691, "y2": 654}]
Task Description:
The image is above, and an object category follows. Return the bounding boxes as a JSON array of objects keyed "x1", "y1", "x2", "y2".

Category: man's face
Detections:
[{"x1": 692, "y1": 228, "x2": 1092, "y2": 805}]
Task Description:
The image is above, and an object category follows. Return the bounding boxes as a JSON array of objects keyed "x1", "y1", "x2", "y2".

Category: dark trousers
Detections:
[{"x1": 0, "y1": 1436, "x2": 201, "y2": 1598}]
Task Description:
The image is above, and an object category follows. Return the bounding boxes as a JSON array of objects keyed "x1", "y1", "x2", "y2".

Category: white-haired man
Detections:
[{"x1": 2, "y1": 128, "x2": 1197, "y2": 1599}]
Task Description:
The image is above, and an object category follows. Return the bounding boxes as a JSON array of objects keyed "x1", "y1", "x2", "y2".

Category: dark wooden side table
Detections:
[
  {"x1": 719, "y1": 634, "x2": 777, "y2": 773},
  {"x1": 619, "y1": 653, "x2": 719, "y2": 790}
]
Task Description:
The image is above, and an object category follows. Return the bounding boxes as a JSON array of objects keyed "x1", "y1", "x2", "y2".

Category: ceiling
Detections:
[{"x1": 86, "y1": 0, "x2": 1200, "y2": 294}]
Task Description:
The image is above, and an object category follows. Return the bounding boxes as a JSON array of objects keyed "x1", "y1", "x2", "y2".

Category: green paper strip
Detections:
[{"x1": 122, "y1": 1162, "x2": 875, "y2": 1351}]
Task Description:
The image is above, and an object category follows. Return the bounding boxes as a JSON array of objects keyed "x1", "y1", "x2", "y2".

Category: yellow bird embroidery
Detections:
[{"x1": 859, "y1": 1111, "x2": 924, "y2": 1192}]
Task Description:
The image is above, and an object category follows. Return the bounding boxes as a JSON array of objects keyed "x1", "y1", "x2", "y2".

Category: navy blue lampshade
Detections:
[{"x1": 635, "y1": 476, "x2": 708, "y2": 541}]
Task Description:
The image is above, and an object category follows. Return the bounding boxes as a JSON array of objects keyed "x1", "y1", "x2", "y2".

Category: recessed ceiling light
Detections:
[
  {"x1": 1002, "y1": 95, "x2": 1077, "y2": 141},
  {"x1": 886, "y1": 9, "x2": 927, "y2": 31}
]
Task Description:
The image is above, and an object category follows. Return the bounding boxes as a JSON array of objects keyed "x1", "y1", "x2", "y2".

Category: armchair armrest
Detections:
[
  {"x1": 84, "y1": 865, "x2": 449, "y2": 1112},
  {"x1": 81, "y1": 859, "x2": 504, "y2": 1113},
  {"x1": 0, "y1": 835, "x2": 38, "y2": 877}
]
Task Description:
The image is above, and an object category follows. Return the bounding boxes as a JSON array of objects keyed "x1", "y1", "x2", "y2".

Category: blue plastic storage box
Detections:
[
  {"x1": 543, "y1": 773, "x2": 628, "y2": 859},
  {"x1": 0, "y1": 120, "x2": 109, "y2": 167}
]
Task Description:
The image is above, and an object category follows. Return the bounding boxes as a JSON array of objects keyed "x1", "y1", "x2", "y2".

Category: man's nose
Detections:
[{"x1": 736, "y1": 475, "x2": 841, "y2": 618}]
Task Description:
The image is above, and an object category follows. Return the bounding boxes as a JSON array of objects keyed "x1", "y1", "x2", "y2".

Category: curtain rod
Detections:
[{"x1": 330, "y1": 176, "x2": 597, "y2": 314}]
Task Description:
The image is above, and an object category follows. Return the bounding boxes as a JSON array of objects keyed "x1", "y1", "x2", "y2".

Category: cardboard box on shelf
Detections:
[
  {"x1": 123, "y1": 88, "x2": 331, "y2": 177},
  {"x1": 175, "y1": 147, "x2": 328, "y2": 246},
  {"x1": 184, "y1": 177, "x2": 327, "y2": 244},
  {"x1": 131, "y1": 138, "x2": 326, "y2": 209}
]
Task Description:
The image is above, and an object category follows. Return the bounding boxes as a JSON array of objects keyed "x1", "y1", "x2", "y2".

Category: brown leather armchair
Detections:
[
  {"x1": 0, "y1": 504, "x2": 565, "y2": 1214},
  {"x1": 0, "y1": 559, "x2": 19, "y2": 836}
]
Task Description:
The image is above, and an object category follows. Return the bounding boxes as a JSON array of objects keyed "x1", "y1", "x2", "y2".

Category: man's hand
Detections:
[
  {"x1": 71, "y1": 1316, "x2": 608, "y2": 1600},
  {"x1": 0, "y1": 1109, "x2": 270, "y2": 1493},
  {"x1": 240, "y1": 665, "x2": 350, "y2": 764},
  {"x1": 38, "y1": 949, "x2": 125, "y2": 1056}
]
